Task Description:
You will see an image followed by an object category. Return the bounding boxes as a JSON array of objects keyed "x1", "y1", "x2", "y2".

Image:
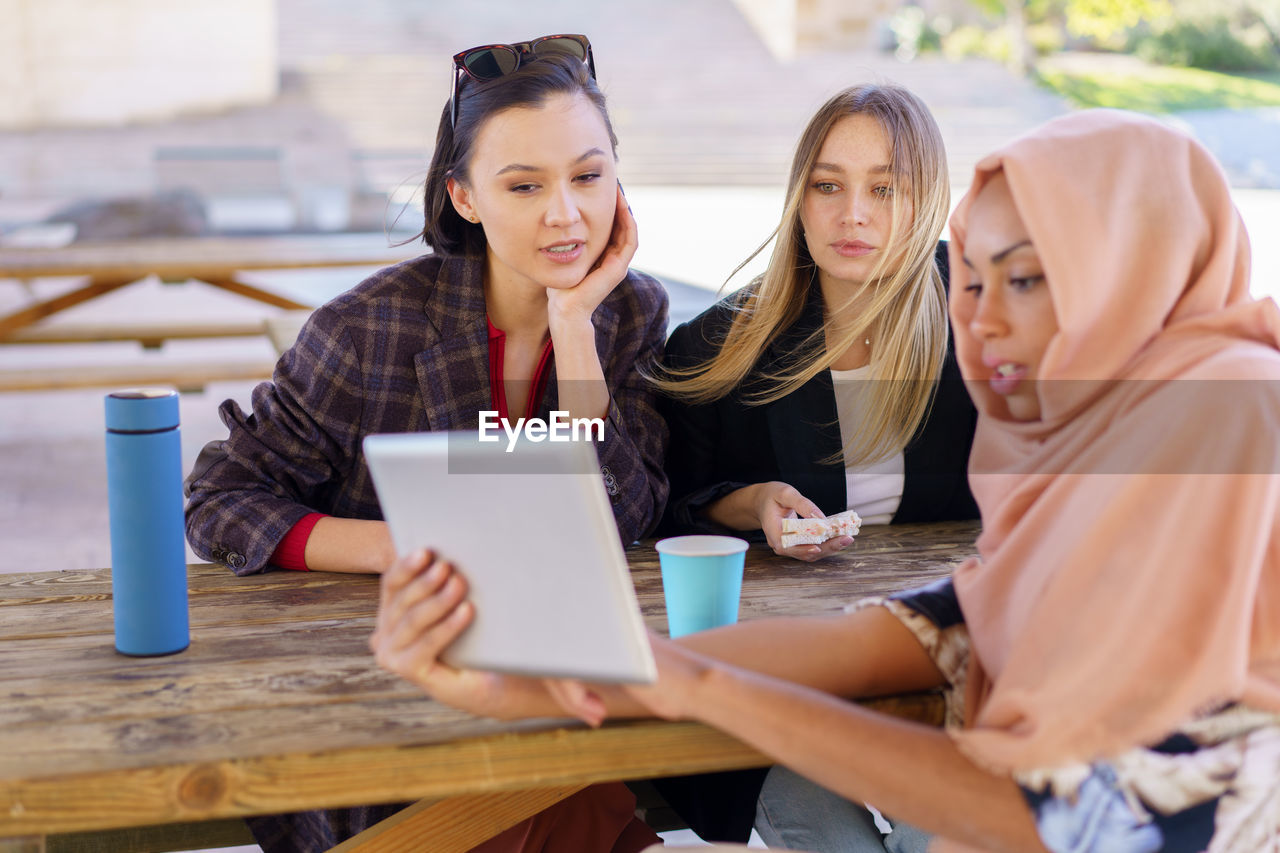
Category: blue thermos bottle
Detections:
[{"x1": 104, "y1": 389, "x2": 190, "y2": 656}]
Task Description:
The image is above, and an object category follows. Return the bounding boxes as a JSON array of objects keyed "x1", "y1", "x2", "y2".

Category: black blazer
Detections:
[{"x1": 659, "y1": 242, "x2": 977, "y2": 537}]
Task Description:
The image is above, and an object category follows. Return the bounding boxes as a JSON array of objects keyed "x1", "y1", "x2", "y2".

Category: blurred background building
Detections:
[
  {"x1": 1, "y1": 0, "x2": 1277, "y2": 575},
  {"x1": 1, "y1": 3, "x2": 1277, "y2": 846}
]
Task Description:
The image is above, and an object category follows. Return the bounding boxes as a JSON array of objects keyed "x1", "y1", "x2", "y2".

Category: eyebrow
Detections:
[
  {"x1": 495, "y1": 147, "x2": 607, "y2": 177},
  {"x1": 811, "y1": 162, "x2": 893, "y2": 175},
  {"x1": 961, "y1": 239, "x2": 1034, "y2": 269}
]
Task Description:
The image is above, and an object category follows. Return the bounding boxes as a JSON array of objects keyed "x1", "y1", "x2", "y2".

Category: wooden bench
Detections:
[
  {"x1": 0, "y1": 359, "x2": 278, "y2": 394},
  {"x1": 6, "y1": 319, "x2": 269, "y2": 348},
  {"x1": 0, "y1": 235, "x2": 418, "y2": 391}
]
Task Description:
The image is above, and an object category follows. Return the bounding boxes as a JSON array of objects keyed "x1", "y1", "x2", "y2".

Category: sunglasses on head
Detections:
[{"x1": 449, "y1": 34, "x2": 596, "y2": 128}]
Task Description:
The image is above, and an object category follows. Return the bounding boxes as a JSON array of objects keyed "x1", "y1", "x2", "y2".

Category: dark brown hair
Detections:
[{"x1": 421, "y1": 53, "x2": 618, "y2": 256}]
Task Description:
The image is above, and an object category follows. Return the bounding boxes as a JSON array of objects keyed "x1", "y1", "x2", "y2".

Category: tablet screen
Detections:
[{"x1": 364, "y1": 431, "x2": 655, "y2": 684}]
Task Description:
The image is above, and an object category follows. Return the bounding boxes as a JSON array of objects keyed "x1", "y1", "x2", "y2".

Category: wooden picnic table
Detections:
[
  {"x1": 0, "y1": 520, "x2": 978, "y2": 853},
  {"x1": 0, "y1": 234, "x2": 420, "y2": 391}
]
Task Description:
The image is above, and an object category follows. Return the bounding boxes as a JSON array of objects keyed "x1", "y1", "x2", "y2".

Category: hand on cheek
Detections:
[{"x1": 547, "y1": 185, "x2": 637, "y2": 327}]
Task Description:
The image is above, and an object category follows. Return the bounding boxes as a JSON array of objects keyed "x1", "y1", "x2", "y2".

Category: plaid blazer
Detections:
[{"x1": 185, "y1": 252, "x2": 670, "y2": 575}]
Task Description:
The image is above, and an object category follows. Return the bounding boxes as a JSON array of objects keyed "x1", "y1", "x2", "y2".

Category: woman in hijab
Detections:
[{"x1": 373, "y1": 110, "x2": 1280, "y2": 851}]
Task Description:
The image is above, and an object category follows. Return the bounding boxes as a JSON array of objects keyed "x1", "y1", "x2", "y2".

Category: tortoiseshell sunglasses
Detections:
[{"x1": 449, "y1": 34, "x2": 596, "y2": 127}]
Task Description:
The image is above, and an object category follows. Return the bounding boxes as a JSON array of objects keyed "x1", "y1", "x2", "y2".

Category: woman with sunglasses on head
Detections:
[
  {"x1": 183, "y1": 35, "x2": 669, "y2": 852},
  {"x1": 375, "y1": 109, "x2": 1280, "y2": 853},
  {"x1": 646, "y1": 83, "x2": 976, "y2": 852},
  {"x1": 656, "y1": 83, "x2": 976, "y2": 563},
  {"x1": 186, "y1": 35, "x2": 666, "y2": 577}
]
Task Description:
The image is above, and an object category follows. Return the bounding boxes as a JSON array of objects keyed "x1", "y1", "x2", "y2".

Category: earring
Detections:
[{"x1": 470, "y1": 215, "x2": 480, "y2": 223}]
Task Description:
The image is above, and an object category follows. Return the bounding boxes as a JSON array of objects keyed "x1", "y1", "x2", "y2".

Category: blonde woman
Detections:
[
  {"x1": 646, "y1": 84, "x2": 975, "y2": 851},
  {"x1": 657, "y1": 84, "x2": 976, "y2": 562}
]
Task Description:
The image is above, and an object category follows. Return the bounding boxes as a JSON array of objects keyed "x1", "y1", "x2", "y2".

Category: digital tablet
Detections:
[{"x1": 363, "y1": 431, "x2": 656, "y2": 684}]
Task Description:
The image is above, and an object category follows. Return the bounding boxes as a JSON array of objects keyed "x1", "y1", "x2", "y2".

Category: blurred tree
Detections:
[
  {"x1": 1064, "y1": 0, "x2": 1171, "y2": 41},
  {"x1": 1008, "y1": 0, "x2": 1033, "y2": 74},
  {"x1": 968, "y1": 0, "x2": 1172, "y2": 72},
  {"x1": 1131, "y1": 0, "x2": 1280, "y2": 71},
  {"x1": 966, "y1": 0, "x2": 1033, "y2": 72}
]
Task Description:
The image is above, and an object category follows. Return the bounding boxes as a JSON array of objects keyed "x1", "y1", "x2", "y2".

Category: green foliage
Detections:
[
  {"x1": 1035, "y1": 62, "x2": 1280, "y2": 111},
  {"x1": 943, "y1": 24, "x2": 1013, "y2": 63},
  {"x1": 962, "y1": 0, "x2": 1280, "y2": 72},
  {"x1": 965, "y1": 0, "x2": 1068, "y2": 18},
  {"x1": 940, "y1": 22, "x2": 1060, "y2": 61},
  {"x1": 967, "y1": 0, "x2": 1174, "y2": 42},
  {"x1": 967, "y1": 0, "x2": 1005, "y2": 18},
  {"x1": 1063, "y1": 0, "x2": 1172, "y2": 41},
  {"x1": 890, "y1": 5, "x2": 945, "y2": 61},
  {"x1": 1132, "y1": 15, "x2": 1280, "y2": 72},
  {"x1": 1028, "y1": 22, "x2": 1066, "y2": 55}
]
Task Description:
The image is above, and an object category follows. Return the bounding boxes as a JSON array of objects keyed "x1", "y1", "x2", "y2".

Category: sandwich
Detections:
[{"x1": 780, "y1": 509, "x2": 862, "y2": 549}]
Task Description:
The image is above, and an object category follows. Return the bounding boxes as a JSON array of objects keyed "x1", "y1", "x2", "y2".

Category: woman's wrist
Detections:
[
  {"x1": 547, "y1": 311, "x2": 595, "y2": 344},
  {"x1": 490, "y1": 675, "x2": 565, "y2": 721},
  {"x1": 370, "y1": 522, "x2": 397, "y2": 572},
  {"x1": 705, "y1": 483, "x2": 766, "y2": 530},
  {"x1": 305, "y1": 517, "x2": 396, "y2": 574},
  {"x1": 678, "y1": 652, "x2": 737, "y2": 724},
  {"x1": 548, "y1": 313, "x2": 610, "y2": 420},
  {"x1": 747, "y1": 482, "x2": 771, "y2": 524},
  {"x1": 351, "y1": 519, "x2": 396, "y2": 572}
]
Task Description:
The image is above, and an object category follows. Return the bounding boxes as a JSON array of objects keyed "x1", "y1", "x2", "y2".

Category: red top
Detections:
[
  {"x1": 267, "y1": 510, "x2": 324, "y2": 572},
  {"x1": 486, "y1": 315, "x2": 556, "y2": 425},
  {"x1": 268, "y1": 317, "x2": 555, "y2": 571}
]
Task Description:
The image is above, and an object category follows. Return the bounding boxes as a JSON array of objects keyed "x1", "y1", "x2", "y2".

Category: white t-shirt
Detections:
[{"x1": 830, "y1": 365, "x2": 904, "y2": 525}]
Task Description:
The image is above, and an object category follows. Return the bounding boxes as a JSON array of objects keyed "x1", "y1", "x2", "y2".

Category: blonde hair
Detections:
[{"x1": 655, "y1": 83, "x2": 951, "y2": 467}]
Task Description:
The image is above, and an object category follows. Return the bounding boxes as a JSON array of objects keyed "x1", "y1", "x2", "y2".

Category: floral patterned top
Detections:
[{"x1": 852, "y1": 578, "x2": 1280, "y2": 853}]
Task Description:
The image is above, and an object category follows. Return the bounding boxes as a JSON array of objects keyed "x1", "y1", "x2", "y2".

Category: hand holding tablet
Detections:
[{"x1": 364, "y1": 431, "x2": 656, "y2": 685}]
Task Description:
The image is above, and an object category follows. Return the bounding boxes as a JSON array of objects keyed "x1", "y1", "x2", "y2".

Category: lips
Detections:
[
  {"x1": 540, "y1": 240, "x2": 585, "y2": 265},
  {"x1": 984, "y1": 359, "x2": 1028, "y2": 395},
  {"x1": 831, "y1": 239, "x2": 874, "y2": 258}
]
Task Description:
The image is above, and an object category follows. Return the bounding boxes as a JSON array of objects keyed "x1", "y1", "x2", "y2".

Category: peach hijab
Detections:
[{"x1": 946, "y1": 110, "x2": 1280, "y2": 773}]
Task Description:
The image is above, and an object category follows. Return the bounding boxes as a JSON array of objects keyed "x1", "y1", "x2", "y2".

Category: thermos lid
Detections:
[{"x1": 104, "y1": 388, "x2": 181, "y2": 432}]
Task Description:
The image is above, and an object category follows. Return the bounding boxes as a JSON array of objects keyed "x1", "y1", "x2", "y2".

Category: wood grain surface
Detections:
[
  {"x1": 0, "y1": 235, "x2": 420, "y2": 282},
  {"x1": 0, "y1": 521, "x2": 977, "y2": 838}
]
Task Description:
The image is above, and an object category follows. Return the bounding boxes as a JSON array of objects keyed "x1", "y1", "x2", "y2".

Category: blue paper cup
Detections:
[{"x1": 655, "y1": 535, "x2": 749, "y2": 638}]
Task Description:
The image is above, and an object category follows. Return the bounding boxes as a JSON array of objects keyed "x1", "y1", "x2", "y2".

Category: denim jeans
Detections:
[{"x1": 753, "y1": 766, "x2": 931, "y2": 853}]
